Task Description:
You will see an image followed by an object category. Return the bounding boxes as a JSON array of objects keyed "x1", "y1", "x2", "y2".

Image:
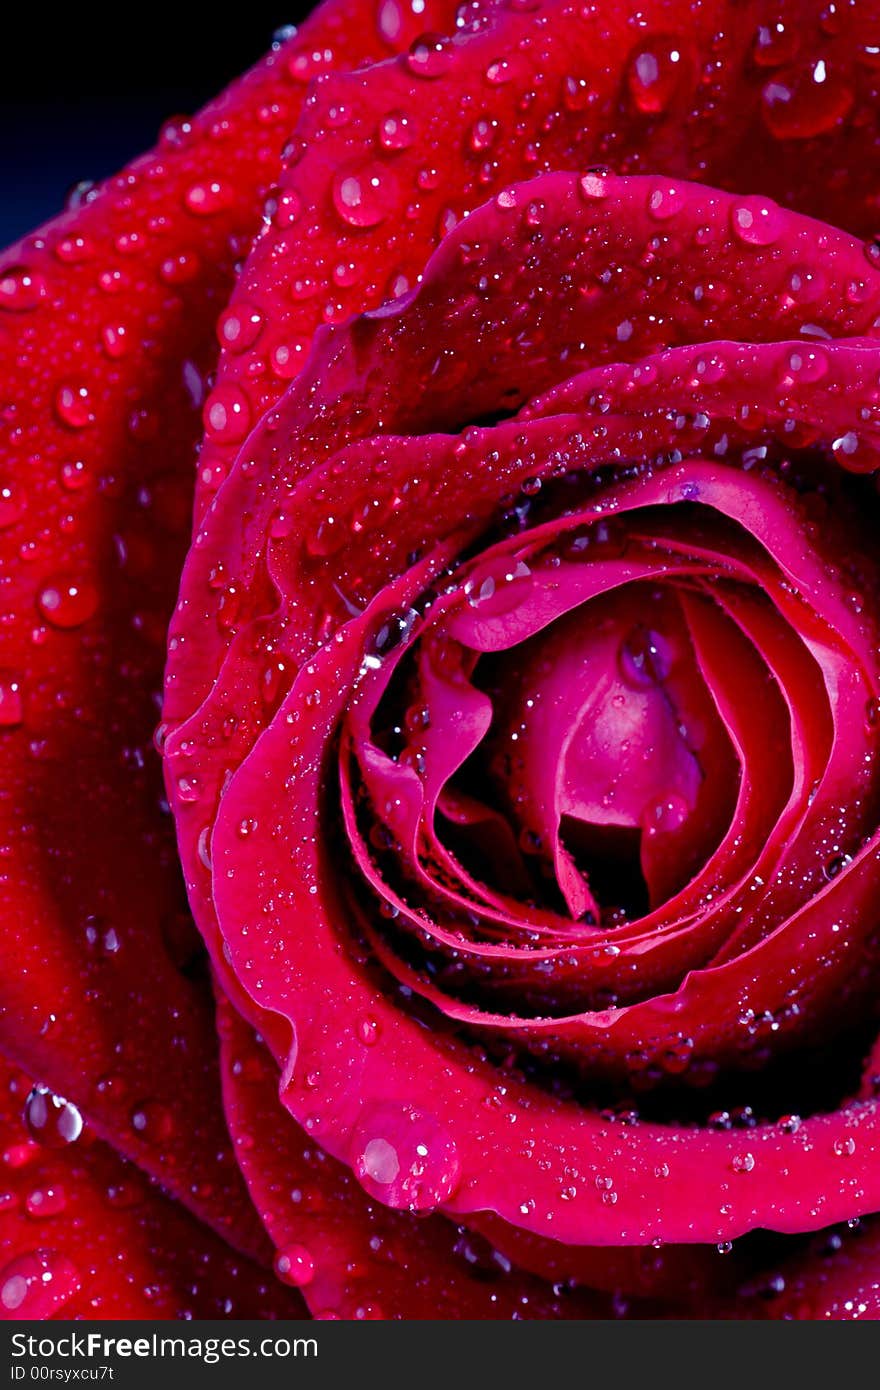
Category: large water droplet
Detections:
[
  {"x1": 626, "y1": 37, "x2": 684, "y2": 115},
  {"x1": 405, "y1": 33, "x2": 453, "y2": 79},
  {"x1": 37, "y1": 577, "x2": 99, "y2": 629},
  {"x1": 730, "y1": 197, "x2": 784, "y2": 247},
  {"x1": 762, "y1": 62, "x2": 853, "y2": 138},
  {"x1": 0, "y1": 483, "x2": 23, "y2": 529},
  {"x1": 24, "y1": 1087, "x2": 83, "y2": 1148},
  {"x1": 217, "y1": 304, "x2": 264, "y2": 353},
  {"x1": 464, "y1": 558, "x2": 532, "y2": 616},
  {"x1": 184, "y1": 180, "x2": 232, "y2": 216},
  {"x1": 332, "y1": 165, "x2": 398, "y2": 228},
  {"x1": 203, "y1": 385, "x2": 251, "y2": 445},
  {"x1": 25, "y1": 1186, "x2": 67, "y2": 1220},
  {"x1": 0, "y1": 673, "x2": 23, "y2": 729},
  {"x1": 130, "y1": 1100, "x2": 174, "y2": 1143},
  {"x1": 0, "y1": 1250, "x2": 80, "y2": 1317},
  {"x1": 274, "y1": 1244, "x2": 315, "y2": 1288},
  {"x1": 0, "y1": 265, "x2": 47, "y2": 312},
  {"x1": 54, "y1": 382, "x2": 93, "y2": 430},
  {"x1": 351, "y1": 1104, "x2": 461, "y2": 1210},
  {"x1": 378, "y1": 109, "x2": 414, "y2": 151}
]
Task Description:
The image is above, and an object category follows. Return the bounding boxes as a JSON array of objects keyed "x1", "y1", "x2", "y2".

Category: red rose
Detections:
[{"x1": 3, "y1": 0, "x2": 880, "y2": 1320}]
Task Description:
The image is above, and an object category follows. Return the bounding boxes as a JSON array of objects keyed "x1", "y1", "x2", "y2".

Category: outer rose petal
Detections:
[
  {"x1": 165, "y1": 174, "x2": 880, "y2": 1260},
  {"x1": 194, "y1": 0, "x2": 880, "y2": 511},
  {"x1": 0, "y1": 1053, "x2": 305, "y2": 1320},
  {"x1": 0, "y1": 0, "x2": 461, "y2": 1252}
]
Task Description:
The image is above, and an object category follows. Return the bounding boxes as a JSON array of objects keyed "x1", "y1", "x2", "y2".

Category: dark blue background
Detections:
[{"x1": 2, "y1": 9, "x2": 312, "y2": 247}]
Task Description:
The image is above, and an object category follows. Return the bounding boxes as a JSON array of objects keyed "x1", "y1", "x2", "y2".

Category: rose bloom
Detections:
[{"x1": 2, "y1": 0, "x2": 880, "y2": 1322}]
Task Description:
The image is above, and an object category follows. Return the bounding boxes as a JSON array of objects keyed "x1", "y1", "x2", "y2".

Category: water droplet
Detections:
[
  {"x1": 833, "y1": 1135, "x2": 857, "y2": 1157},
  {"x1": 203, "y1": 385, "x2": 251, "y2": 445},
  {"x1": 197, "y1": 825, "x2": 212, "y2": 871},
  {"x1": 762, "y1": 62, "x2": 853, "y2": 139},
  {"x1": 731, "y1": 1152, "x2": 756, "y2": 1174},
  {"x1": 54, "y1": 382, "x2": 93, "y2": 430},
  {"x1": 578, "y1": 169, "x2": 610, "y2": 201},
  {"x1": 405, "y1": 33, "x2": 453, "y2": 79},
  {"x1": 0, "y1": 673, "x2": 23, "y2": 728},
  {"x1": 83, "y1": 915, "x2": 121, "y2": 955},
  {"x1": 752, "y1": 22, "x2": 800, "y2": 68},
  {"x1": 646, "y1": 182, "x2": 686, "y2": 221},
  {"x1": 378, "y1": 110, "x2": 414, "y2": 151},
  {"x1": 485, "y1": 58, "x2": 512, "y2": 85},
  {"x1": 0, "y1": 265, "x2": 46, "y2": 312},
  {"x1": 464, "y1": 558, "x2": 531, "y2": 615},
  {"x1": 832, "y1": 431, "x2": 874, "y2": 473},
  {"x1": 175, "y1": 773, "x2": 201, "y2": 804},
  {"x1": 0, "y1": 1250, "x2": 79, "y2": 1317},
  {"x1": 468, "y1": 117, "x2": 495, "y2": 153},
  {"x1": 24, "y1": 1087, "x2": 83, "y2": 1148},
  {"x1": 782, "y1": 346, "x2": 828, "y2": 382},
  {"x1": 184, "y1": 180, "x2": 231, "y2": 216},
  {"x1": 54, "y1": 235, "x2": 94, "y2": 265},
  {"x1": 270, "y1": 339, "x2": 309, "y2": 379},
  {"x1": 356, "y1": 1016, "x2": 381, "y2": 1046},
  {"x1": 130, "y1": 1100, "x2": 174, "y2": 1143},
  {"x1": 159, "y1": 251, "x2": 201, "y2": 285},
  {"x1": 217, "y1": 304, "x2": 263, "y2": 353},
  {"x1": 825, "y1": 853, "x2": 852, "y2": 880},
  {"x1": 274, "y1": 1244, "x2": 315, "y2": 1288},
  {"x1": 332, "y1": 165, "x2": 398, "y2": 228},
  {"x1": 626, "y1": 37, "x2": 684, "y2": 115},
  {"x1": 0, "y1": 483, "x2": 23, "y2": 529},
  {"x1": 351, "y1": 1104, "x2": 460, "y2": 1210},
  {"x1": 730, "y1": 197, "x2": 784, "y2": 246},
  {"x1": 37, "y1": 577, "x2": 99, "y2": 629},
  {"x1": 25, "y1": 1186, "x2": 67, "y2": 1220}
]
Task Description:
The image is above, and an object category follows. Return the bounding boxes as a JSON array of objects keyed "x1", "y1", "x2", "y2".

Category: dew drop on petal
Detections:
[
  {"x1": 405, "y1": 33, "x2": 453, "y2": 79},
  {"x1": 217, "y1": 304, "x2": 264, "y2": 353},
  {"x1": 54, "y1": 382, "x2": 93, "y2": 430},
  {"x1": 24, "y1": 1087, "x2": 83, "y2": 1148},
  {"x1": 332, "y1": 165, "x2": 398, "y2": 228},
  {"x1": 578, "y1": 170, "x2": 610, "y2": 201},
  {"x1": 0, "y1": 673, "x2": 24, "y2": 729},
  {"x1": 37, "y1": 578, "x2": 99, "y2": 629},
  {"x1": 761, "y1": 62, "x2": 854, "y2": 139},
  {"x1": 626, "y1": 37, "x2": 684, "y2": 115},
  {"x1": 351, "y1": 1104, "x2": 461, "y2": 1210},
  {"x1": 731, "y1": 1152, "x2": 756, "y2": 1174},
  {"x1": 0, "y1": 483, "x2": 23, "y2": 529},
  {"x1": 130, "y1": 1100, "x2": 174, "y2": 1143},
  {"x1": 378, "y1": 109, "x2": 414, "y2": 150},
  {"x1": 730, "y1": 197, "x2": 784, "y2": 246},
  {"x1": 0, "y1": 265, "x2": 47, "y2": 312},
  {"x1": 25, "y1": 1186, "x2": 67, "y2": 1220},
  {"x1": 203, "y1": 385, "x2": 251, "y2": 445},
  {"x1": 274, "y1": 1244, "x2": 315, "y2": 1288},
  {"x1": 184, "y1": 180, "x2": 232, "y2": 215},
  {"x1": 0, "y1": 1251, "x2": 80, "y2": 1317},
  {"x1": 646, "y1": 182, "x2": 686, "y2": 221}
]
